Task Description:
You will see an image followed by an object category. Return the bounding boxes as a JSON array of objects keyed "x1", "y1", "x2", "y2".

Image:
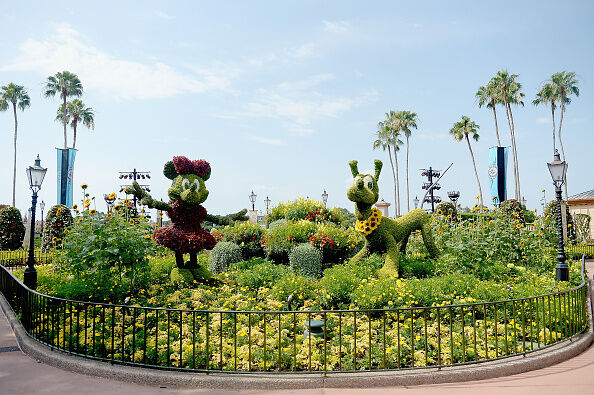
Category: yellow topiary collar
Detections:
[{"x1": 355, "y1": 208, "x2": 382, "y2": 236}]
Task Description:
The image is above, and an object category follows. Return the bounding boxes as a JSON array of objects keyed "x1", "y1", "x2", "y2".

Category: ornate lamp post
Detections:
[
  {"x1": 547, "y1": 149, "x2": 569, "y2": 282},
  {"x1": 521, "y1": 197, "x2": 527, "y2": 208},
  {"x1": 39, "y1": 200, "x2": 45, "y2": 236},
  {"x1": 447, "y1": 191, "x2": 460, "y2": 205},
  {"x1": 264, "y1": 196, "x2": 271, "y2": 214},
  {"x1": 413, "y1": 196, "x2": 419, "y2": 209},
  {"x1": 249, "y1": 190, "x2": 257, "y2": 211},
  {"x1": 322, "y1": 189, "x2": 328, "y2": 206},
  {"x1": 24, "y1": 155, "x2": 47, "y2": 290}
]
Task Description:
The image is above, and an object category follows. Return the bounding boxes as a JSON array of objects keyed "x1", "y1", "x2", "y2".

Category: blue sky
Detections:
[{"x1": 1, "y1": 1, "x2": 593, "y2": 219}]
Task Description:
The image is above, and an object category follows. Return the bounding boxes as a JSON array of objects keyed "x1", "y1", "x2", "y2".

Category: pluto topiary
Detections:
[
  {"x1": 209, "y1": 241, "x2": 242, "y2": 274},
  {"x1": 289, "y1": 243, "x2": 323, "y2": 278},
  {"x1": 41, "y1": 204, "x2": 74, "y2": 252},
  {"x1": 125, "y1": 156, "x2": 248, "y2": 275},
  {"x1": 347, "y1": 160, "x2": 439, "y2": 277},
  {"x1": 0, "y1": 207, "x2": 25, "y2": 250}
]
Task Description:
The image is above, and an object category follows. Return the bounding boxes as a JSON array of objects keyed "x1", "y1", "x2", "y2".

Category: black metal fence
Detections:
[
  {"x1": 567, "y1": 244, "x2": 594, "y2": 258},
  {"x1": 0, "y1": 250, "x2": 55, "y2": 272},
  {"x1": 0, "y1": 254, "x2": 589, "y2": 373}
]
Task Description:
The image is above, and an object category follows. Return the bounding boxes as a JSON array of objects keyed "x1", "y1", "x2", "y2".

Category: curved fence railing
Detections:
[{"x1": 0, "y1": 254, "x2": 589, "y2": 373}]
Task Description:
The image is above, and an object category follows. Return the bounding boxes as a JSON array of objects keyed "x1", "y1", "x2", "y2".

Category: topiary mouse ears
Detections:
[{"x1": 163, "y1": 156, "x2": 211, "y2": 180}]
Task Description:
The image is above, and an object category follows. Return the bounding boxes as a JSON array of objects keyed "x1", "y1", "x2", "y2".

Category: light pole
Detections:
[
  {"x1": 547, "y1": 149, "x2": 568, "y2": 282},
  {"x1": 104, "y1": 193, "x2": 116, "y2": 214},
  {"x1": 249, "y1": 190, "x2": 257, "y2": 211},
  {"x1": 39, "y1": 200, "x2": 45, "y2": 236},
  {"x1": 521, "y1": 197, "x2": 527, "y2": 208},
  {"x1": 322, "y1": 189, "x2": 328, "y2": 206},
  {"x1": 413, "y1": 196, "x2": 419, "y2": 209},
  {"x1": 118, "y1": 169, "x2": 150, "y2": 208},
  {"x1": 24, "y1": 155, "x2": 47, "y2": 290}
]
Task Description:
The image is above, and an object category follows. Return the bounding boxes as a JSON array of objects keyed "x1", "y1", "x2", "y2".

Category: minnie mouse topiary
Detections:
[{"x1": 125, "y1": 156, "x2": 247, "y2": 271}]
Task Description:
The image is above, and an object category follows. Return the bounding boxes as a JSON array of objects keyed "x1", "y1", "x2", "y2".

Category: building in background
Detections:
[{"x1": 568, "y1": 189, "x2": 594, "y2": 242}]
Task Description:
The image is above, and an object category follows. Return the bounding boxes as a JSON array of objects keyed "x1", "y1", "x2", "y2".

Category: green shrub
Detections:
[
  {"x1": 500, "y1": 199, "x2": 527, "y2": 223},
  {"x1": 217, "y1": 222, "x2": 265, "y2": 260},
  {"x1": 267, "y1": 197, "x2": 345, "y2": 225},
  {"x1": 0, "y1": 207, "x2": 25, "y2": 250},
  {"x1": 262, "y1": 220, "x2": 317, "y2": 264},
  {"x1": 41, "y1": 205, "x2": 73, "y2": 251},
  {"x1": 543, "y1": 200, "x2": 576, "y2": 244},
  {"x1": 59, "y1": 211, "x2": 158, "y2": 297},
  {"x1": 269, "y1": 273, "x2": 316, "y2": 308},
  {"x1": 230, "y1": 259, "x2": 290, "y2": 289},
  {"x1": 318, "y1": 259, "x2": 378, "y2": 309},
  {"x1": 435, "y1": 202, "x2": 456, "y2": 217},
  {"x1": 309, "y1": 223, "x2": 363, "y2": 267},
  {"x1": 573, "y1": 214, "x2": 591, "y2": 243},
  {"x1": 209, "y1": 241, "x2": 242, "y2": 273},
  {"x1": 399, "y1": 255, "x2": 435, "y2": 278},
  {"x1": 289, "y1": 243, "x2": 323, "y2": 278}
]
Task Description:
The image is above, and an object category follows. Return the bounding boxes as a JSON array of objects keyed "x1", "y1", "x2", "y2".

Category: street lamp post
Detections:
[
  {"x1": 547, "y1": 149, "x2": 569, "y2": 282},
  {"x1": 39, "y1": 200, "x2": 45, "y2": 237},
  {"x1": 264, "y1": 196, "x2": 271, "y2": 229},
  {"x1": 521, "y1": 197, "x2": 527, "y2": 208},
  {"x1": 249, "y1": 190, "x2": 257, "y2": 211},
  {"x1": 322, "y1": 189, "x2": 328, "y2": 206},
  {"x1": 24, "y1": 155, "x2": 47, "y2": 290},
  {"x1": 413, "y1": 196, "x2": 419, "y2": 209}
]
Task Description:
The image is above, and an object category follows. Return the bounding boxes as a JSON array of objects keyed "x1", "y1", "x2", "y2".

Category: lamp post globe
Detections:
[
  {"x1": 249, "y1": 190, "x2": 257, "y2": 211},
  {"x1": 547, "y1": 150, "x2": 569, "y2": 282},
  {"x1": 24, "y1": 155, "x2": 47, "y2": 290}
]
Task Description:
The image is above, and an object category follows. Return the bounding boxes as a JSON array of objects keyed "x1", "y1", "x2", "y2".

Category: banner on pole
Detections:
[
  {"x1": 56, "y1": 148, "x2": 77, "y2": 207},
  {"x1": 488, "y1": 146, "x2": 508, "y2": 206}
]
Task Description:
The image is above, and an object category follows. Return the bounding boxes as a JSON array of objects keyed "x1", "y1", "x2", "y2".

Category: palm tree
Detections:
[
  {"x1": 491, "y1": 70, "x2": 524, "y2": 200},
  {"x1": 43, "y1": 71, "x2": 83, "y2": 148},
  {"x1": 0, "y1": 83, "x2": 31, "y2": 207},
  {"x1": 393, "y1": 110, "x2": 418, "y2": 212},
  {"x1": 550, "y1": 71, "x2": 579, "y2": 200},
  {"x1": 533, "y1": 82, "x2": 560, "y2": 155},
  {"x1": 373, "y1": 121, "x2": 397, "y2": 215},
  {"x1": 450, "y1": 116, "x2": 483, "y2": 209},
  {"x1": 476, "y1": 80, "x2": 502, "y2": 146},
  {"x1": 56, "y1": 99, "x2": 95, "y2": 149}
]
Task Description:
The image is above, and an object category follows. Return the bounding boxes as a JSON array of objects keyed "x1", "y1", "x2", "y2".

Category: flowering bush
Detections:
[
  {"x1": 267, "y1": 198, "x2": 346, "y2": 225},
  {"x1": 41, "y1": 204, "x2": 73, "y2": 252},
  {"x1": 0, "y1": 206, "x2": 25, "y2": 250},
  {"x1": 261, "y1": 220, "x2": 317, "y2": 264},
  {"x1": 216, "y1": 222, "x2": 265, "y2": 260}
]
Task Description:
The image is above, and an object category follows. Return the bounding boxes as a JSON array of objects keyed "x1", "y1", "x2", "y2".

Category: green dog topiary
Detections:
[
  {"x1": 209, "y1": 241, "x2": 242, "y2": 274},
  {"x1": 347, "y1": 159, "x2": 439, "y2": 277},
  {"x1": 0, "y1": 206, "x2": 26, "y2": 250},
  {"x1": 289, "y1": 243, "x2": 323, "y2": 278}
]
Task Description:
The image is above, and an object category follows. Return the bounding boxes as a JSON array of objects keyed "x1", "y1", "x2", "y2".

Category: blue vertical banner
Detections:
[
  {"x1": 488, "y1": 146, "x2": 508, "y2": 206},
  {"x1": 56, "y1": 148, "x2": 77, "y2": 207}
]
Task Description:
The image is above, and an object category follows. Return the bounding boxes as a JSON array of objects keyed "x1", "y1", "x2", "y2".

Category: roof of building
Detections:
[{"x1": 568, "y1": 189, "x2": 594, "y2": 200}]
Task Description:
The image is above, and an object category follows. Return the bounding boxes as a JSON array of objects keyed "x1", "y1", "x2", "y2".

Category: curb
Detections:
[{"x1": 1, "y1": 291, "x2": 593, "y2": 390}]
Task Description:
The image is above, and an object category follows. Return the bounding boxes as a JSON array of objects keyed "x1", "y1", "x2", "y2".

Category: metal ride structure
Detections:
[
  {"x1": 118, "y1": 169, "x2": 151, "y2": 209},
  {"x1": 420, "y1": 167, "x2": 442, "y2": 213},
  {"x1": 0, "y1": 252, "x2": 588, "y2": 374}
]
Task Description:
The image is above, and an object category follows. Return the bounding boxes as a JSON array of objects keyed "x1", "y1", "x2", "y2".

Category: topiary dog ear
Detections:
[
  {"x1": 163, "y1": 161, "x2": 178, "y2": 180},
  {"x1": 374, "y1": 159, "x2": 383, "y2": 181},
  {"x1": 349, "y1": 160, "x2": 359, "y2": 177}
]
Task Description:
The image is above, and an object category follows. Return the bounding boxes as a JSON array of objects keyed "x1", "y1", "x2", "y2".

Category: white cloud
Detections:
[
  {"x1": 154, "y1": 11, "x2": 175, "y2": 20},
  {"x1": 287, "y1": 43, "x2": 315, "y2": 59},
  {"x1": 536, "y1": 117, "x2": 551, "y2": 124},
  {"x1": 2, "y1": 23, "x2": 235, "y2": 100},
  {"x1": 249, "y1": 135, "x2": 285, "y2": 145},
  {"x1": 323, "y1": 20, "x2": 350, "y2": 33},
  {"x1": 278, "y1": 73, "x2": 334, "y2": 91}
]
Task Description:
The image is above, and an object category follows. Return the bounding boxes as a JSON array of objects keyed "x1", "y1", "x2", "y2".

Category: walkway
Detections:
[{"x1": 1, "y1": 262, "x2": 593, "y2": 394}]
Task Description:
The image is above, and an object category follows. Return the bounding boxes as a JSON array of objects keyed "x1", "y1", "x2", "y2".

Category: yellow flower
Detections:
[
  {"x1": 144, "y1": 235, "x2": 151, "y2": 239},
  {"x1": 123, "y1": 199, "x2": 130, "y2": 204},
  {"x1": 89, "y1": 209, "x2": 96, "y2": 215},
  {"x1": 108, "y1": 192, "x2": 116, "y2": 200},
  {"x1": 475, "y1": 195, "x2": 480, "y2": 199},
  {"x1": 72, "y1": 204, "x2": 78, "y2": 210},
  {"x1": 81, "y1": 184, "x2": 88, "y2": 189}
]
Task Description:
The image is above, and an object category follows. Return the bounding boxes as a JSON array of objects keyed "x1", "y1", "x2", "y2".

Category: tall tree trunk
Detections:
[
  {"x1": 12, "y1": 102, "x2": 17, "y2": 207},
  {"x1": 550, "y1": 101, "x2": 556, "y2": 155},
  {"x1": 387, "y1": 147, "x2": 397, "y2": 217},
  {"x1": 507, "y1": 102, "x2": 521, "y2": 200},
  {"x1": 558, "y1": 94, "x2": 568, "y2": 200},
  {"x1": 393, "y1": 145, "x2": 400, "y2": 216},
  {"x1": 62, "y1": 89, "x2": 67, "y2": 148},
  {"x1": 491, "y1": 99, "x2": 501, "y2": 146},
  {"x1": 406, "y1": 135, "x2": 410, "y2": 212},
  {"x1": 466, "y1": 135, "x2": 484, "y2": 209},
  {"x1": 72, "y1": 120, "x2": 78, "y2": 149}
]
